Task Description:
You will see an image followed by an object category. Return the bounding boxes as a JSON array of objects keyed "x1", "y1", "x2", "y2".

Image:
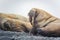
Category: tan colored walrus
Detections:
[
  {"x1": 28, "y1": 8, "x2": 60, "y2": 37},
  {"x1": 0, "y1": 13, "x2": 29, "y2": 22},
  {"x1": 0, "y1": 13, "x2": 32, "y2": 32}
]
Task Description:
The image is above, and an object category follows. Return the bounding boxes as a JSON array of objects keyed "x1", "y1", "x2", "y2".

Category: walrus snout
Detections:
[
  {"x1": 28, "y1": 8, "x2": 38, "y2": 25},
  {"x1": 28, "y1": 10, "x2": 35, "y2": 25}
]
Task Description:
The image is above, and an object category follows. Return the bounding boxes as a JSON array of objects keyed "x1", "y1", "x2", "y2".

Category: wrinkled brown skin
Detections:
[
  {"x1": 0, "y1": 13, "x2": 32, "y2": 33},
  {"x1": 28, "y1": 8, "x2": 60, "y2": 37}
]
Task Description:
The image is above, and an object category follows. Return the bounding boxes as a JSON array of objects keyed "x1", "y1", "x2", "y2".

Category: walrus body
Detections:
[
  {"x1": 28, "y1": 8, "x2": 60, "y2": 37},
  {"x1": 0, "y1": 13, "x2": 32, "y2": 32},
  {"x1": 0, "y1": 13, "x2": 29, "y2": 22}
]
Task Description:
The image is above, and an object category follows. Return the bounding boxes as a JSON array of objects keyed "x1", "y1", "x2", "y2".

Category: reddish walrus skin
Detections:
[
  {"x1": 28, "y1": 8, "x2": 60, "y2": 37},
  {"x1": 0, "y1": 13, "x2": 32, "y2": 33}
]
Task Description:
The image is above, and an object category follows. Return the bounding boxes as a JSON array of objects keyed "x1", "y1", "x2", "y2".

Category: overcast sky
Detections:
[{"x1": 0, "y1": 0, "x2": 60, "y2": 18}]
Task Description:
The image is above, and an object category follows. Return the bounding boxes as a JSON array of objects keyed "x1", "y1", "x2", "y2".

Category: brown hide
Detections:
[
  {"x1": 28, "y1": 8, "x2": 60, "y2": 37},
  {"x1": 0, "y1": 13, "x2": 32, "y2": 32}
]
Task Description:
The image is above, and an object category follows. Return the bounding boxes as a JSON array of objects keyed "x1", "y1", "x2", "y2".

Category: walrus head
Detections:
[
  {"x1": 28, "y1": 8, "x2": 52, "y2": 26},
  {"x1": 28, "y1": 8, "x2": 36, "y2": 25},
  {"x1": 28, "y1": 8, "x2": 54, "y2": 35}
]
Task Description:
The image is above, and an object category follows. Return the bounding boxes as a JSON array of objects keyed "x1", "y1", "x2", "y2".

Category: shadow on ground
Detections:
[{"x1": 0, "y1": 30, "x2": 60, "y2": 40}]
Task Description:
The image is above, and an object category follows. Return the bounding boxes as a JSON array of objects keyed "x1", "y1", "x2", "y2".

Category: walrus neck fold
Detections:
[{"x1": 40, "y1": 16, "x2": 57, "y2": 27}]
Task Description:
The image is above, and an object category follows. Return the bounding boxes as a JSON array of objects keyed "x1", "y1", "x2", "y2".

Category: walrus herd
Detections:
[{"x1": 0, "y1": 8, "x2": 60, "y2": 37}]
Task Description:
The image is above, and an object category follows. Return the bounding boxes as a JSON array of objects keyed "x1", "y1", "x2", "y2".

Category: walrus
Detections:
[
  {"x1": 0, "y1": 13, "x2": 28, "y2": 22},
  {"x1": 28, "y1": 8, "x2": 60, "y2": 37},
  {"x1": 0, "y1": 13, "x2": 32, "y2": 32}
]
